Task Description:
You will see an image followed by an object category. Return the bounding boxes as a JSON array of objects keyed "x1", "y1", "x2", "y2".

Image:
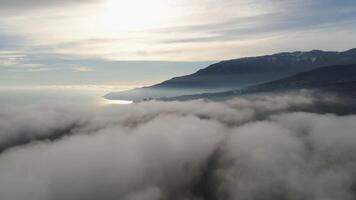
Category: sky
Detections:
[{"x1": 1, "y1": 0, "x2": 356, "y2": 90}]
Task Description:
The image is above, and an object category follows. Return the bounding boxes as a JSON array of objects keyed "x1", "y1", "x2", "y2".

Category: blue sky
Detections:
[{"x1": 0, "y1": 0, "x2": 356, "y2": 90}]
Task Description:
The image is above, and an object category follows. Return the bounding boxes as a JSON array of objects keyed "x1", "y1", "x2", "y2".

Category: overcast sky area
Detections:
[{"x1": 1, "y1": 0, "x2": 356, "y2": 90}]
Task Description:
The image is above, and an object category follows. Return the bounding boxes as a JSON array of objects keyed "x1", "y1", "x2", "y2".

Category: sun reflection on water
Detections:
[{"x1": 101, "y1": 98, "x2": 134, "y2": 105}]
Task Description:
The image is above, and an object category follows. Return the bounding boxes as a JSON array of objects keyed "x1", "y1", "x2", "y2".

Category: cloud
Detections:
[
  {"x1": 0, "y1": 0, "x2": 356, "y2": 61},
  {"x1": 0, "y1": 51, "x2": 25, "y2": 66},
  {"x1": 73, "y1": 66, "x2": 94, "y2": 72},
  {"x1": 160, "y1": 3, "x2": 356, "y2": 45},
  {"x1": 0, "y1": 0, "x2": 100, "y2": 12},
  {"x1": 0, "y1": 32, "x2": 27, "y2": 51},
  {"x1": 0, "y1": 54, "x2": 212, "y2": 87},
  {"x1": 0, "y1": 107, "x2": 225, "y2": 200},
  {"x1": 0, "y1": 91, "x2": 355, "y2": 200},
  {"x1": 220, "y1": 113, "x2": 356, "y2": 200}
]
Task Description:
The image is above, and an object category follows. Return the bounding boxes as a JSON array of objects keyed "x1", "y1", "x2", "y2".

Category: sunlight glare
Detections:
[
  {"x1": 100, "y1": 0, "x2": 172, "y2": 32},
  {"x1": 101, "y1": 98, "x2": 134, "y2": 105}
]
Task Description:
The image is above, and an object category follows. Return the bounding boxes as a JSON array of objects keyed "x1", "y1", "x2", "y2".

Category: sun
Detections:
[{"x1": 99, "y1": 0, "x2": 171, "y2": 33}]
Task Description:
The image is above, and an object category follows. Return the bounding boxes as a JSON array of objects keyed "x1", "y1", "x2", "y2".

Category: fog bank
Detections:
[{"x1": 0, "y1": 91, "x2": 355, "y2": 200}]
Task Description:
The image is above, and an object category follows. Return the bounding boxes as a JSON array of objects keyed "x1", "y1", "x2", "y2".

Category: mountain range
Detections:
[
  {"x1": 105, "y1": 48, "x2": 356, "y2": 101},
  {"x1": 159, "y1": 64, "x2": 356, "y2": 101}
]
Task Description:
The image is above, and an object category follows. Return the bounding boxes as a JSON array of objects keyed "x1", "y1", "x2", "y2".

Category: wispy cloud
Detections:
[
  {"x1": 73, "y1": 66, "x2": 94, "y2": 72},
  {"x1": 0, "y1": 0, "x2": 100, "y2": 14},
  {"x1": 1, "y1": 0, "x2": 356, "y2": 61},
  {"x1": 0, "y1": 0, "x2": 356, "y2": 86}
]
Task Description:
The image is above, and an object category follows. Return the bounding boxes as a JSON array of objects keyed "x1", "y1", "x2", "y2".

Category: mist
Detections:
[{"x1": 0, "y1": 90, "x2": 355, "y2": 200}]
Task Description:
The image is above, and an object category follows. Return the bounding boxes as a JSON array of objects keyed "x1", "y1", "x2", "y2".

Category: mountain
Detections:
[
  {"x1": 105, "y1": 48, "x2": 356, "y2": 101},
  {"x1": 160, "y1": 64, "x2": 356, "y2": 101}
]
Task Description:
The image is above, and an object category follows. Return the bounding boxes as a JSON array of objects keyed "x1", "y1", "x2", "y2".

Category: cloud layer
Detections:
[
  {"x1": 1, "y1": 0, "x2": 356, "y2": 61},
  {"x1": 0, "y1": 91, "x2": 355, "y2": 200}
]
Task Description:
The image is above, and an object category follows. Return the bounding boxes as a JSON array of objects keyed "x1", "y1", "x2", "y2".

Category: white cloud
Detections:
[{"x1": 0, "y1": 92, "x2": 355, "y2": 200}]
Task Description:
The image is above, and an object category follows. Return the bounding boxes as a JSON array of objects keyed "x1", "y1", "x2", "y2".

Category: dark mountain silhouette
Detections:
[
  {"x1": 160, "y1": 64, "x2": 356, "y2": 101},
  {"x1": 105, "y1": 48, "x2": 356, "y2": 101}
]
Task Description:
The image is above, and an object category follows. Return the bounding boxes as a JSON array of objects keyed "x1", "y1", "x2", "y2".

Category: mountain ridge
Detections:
[
  {"x1": 159, "y1": 64, "x2": 356, "y2": 101},
  {"x1": 105, "y1": 48, "x2": 356, "y2": 101}
]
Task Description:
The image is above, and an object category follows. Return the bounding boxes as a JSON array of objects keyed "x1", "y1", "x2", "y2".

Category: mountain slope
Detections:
[
  {"x1": 242, "y1": 63, "x2": 356, "y2": 93},
  {"x1": 160, "y1": 64, "x2": 356, "y2": 101},
  {"x1": 105, "y1": 48, "x2": 356, "y2": 101}
]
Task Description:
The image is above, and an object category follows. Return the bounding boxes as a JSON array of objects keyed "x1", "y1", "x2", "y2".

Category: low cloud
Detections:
[
  {"x1": 221, "y1": 113, "x2": 356, "y2": 200},
  {"x1": 0, "y1": 91, "x2": 355, "y2": 200}
]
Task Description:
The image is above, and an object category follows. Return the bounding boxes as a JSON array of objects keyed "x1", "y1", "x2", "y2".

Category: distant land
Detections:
[
  {"x1": 159, "y1": 63, "x2": 356, "y2": 101},
  {"x1": 105, "y1": 48, "x2": 356, "y2": 101}
]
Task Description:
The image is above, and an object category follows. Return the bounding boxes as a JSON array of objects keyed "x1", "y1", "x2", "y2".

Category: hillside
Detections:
[
  {"x1": 160, "y1": 64, "x2": 356, "y2": 101},
  {"x1": 105, "y1": 48, "x2": 356, "y2": 101}
]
